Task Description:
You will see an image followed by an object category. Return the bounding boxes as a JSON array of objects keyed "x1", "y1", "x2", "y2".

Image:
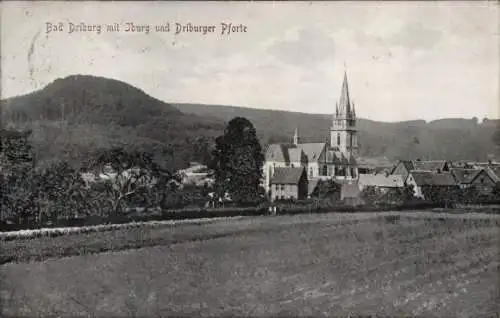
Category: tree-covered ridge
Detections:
[
  {"x1": 1, "y1": 75, "x2": 498, "y2": 172},
  {"x1": 176, "y1": 103, "x2": 500, "y2": 162},
  {"x1": 1, "y1": 75, "x2": 225, "y2": 171}
]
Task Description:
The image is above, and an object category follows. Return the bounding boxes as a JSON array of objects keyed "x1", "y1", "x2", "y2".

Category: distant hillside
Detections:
[
  {"x1": 1, "y1": 75, "x2": 225, "y2": 170},
  {"x1": 1, "y1": 75, "x2": 498, "y2": 171},
  {"x1": 175, "y1": 103, "x2": 500, "y2": 162}
]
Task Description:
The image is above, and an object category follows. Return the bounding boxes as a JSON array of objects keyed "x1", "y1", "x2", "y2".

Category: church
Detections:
[{"x1": 263, "y1": 70, "x2": 359, "y2": 199}]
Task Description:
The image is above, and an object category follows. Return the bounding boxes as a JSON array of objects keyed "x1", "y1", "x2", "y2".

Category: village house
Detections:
[
  {"x1": 177, "y1": 162, "x2": 214, "y2": 187},
  {"x1": 390, "y1": 159, "x2": 451, "y2": 182},
  {"x1": 263, "y1": 70, "x2": 359, "y2": 198},
  {"x1": 357, "y1": 173, "x2": 405, "y2": 192},
  {"x1": 270, "y1": 167, "x2": 308, "y2": 201},
  {"x1": 406, "y1": 171, "x2": 457, "y2": 200},
  {"x1": 451, "y1": 167, "x2": 499, "y2": 195},
  {"x1": 356, "y1": 156, "x2": 394, "y2": 175}
]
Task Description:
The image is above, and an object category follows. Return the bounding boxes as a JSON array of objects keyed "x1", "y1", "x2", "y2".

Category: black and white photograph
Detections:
[{"x1": 1, "y1": 1, "x2": 499, "y2": 317}]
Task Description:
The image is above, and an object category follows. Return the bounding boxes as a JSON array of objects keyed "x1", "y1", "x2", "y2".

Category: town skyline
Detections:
[{"x1": 2, "y1": 1, "x2": 498, "y2": 122}]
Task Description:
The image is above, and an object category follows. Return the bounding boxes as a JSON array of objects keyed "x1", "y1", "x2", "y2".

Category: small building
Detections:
[
  {"x1": 406, "y1": 171, "x2": 457, "y2": 199},
  {"x1": 390, "y1": 160, "x2": 451, "y2": 182},
  {"x1": 451, "y1": 167, "x2": 499, "y2": 194},
  {"x1": 450, "y1": 168, "x2": 482, "y2": 189},
  {"x1": 358, "y1": 173, "x2": 405, "y2": 192},
  {"x1": 471, "y1": 168, "x2": 499, "y2": 194},
  {"x1": 357, "y1": 156, "x2": 394, "y2": 174},
  {"x1": 270, "y1": 167, "x2": 308, "y2": 201},
  {"x1": 339, "y1": 180, "x2": 364, "y2": 205}
]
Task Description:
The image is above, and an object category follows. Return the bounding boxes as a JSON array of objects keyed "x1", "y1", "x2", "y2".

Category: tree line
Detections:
[{"x1": 0, "y1": 117, "x2": 266, "y2": 228}]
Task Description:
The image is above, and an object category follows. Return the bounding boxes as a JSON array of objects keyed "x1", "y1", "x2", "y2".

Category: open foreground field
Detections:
[{"x1": 1, "y1": 211, "x2": 500, "y2": 317}]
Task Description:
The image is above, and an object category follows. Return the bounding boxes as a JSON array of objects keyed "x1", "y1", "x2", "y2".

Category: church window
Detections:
[
  {"x1": 309, "y1": 167, "x2": 313, "y2": 177},
  {"x1": 322, "y1": 165, "x2": 328, "y2": 176},
  {"x1": 337, "y1": 133, "x2": 340, "y2": 146}
]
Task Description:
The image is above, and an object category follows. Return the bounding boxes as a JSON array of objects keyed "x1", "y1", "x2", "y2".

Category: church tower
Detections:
[
  {"x1": 293, "y1": 127, "x2": 300, "y2": 146},
  {"x1": 330, "y1": 69, "x2": 358, "y2": 157}
]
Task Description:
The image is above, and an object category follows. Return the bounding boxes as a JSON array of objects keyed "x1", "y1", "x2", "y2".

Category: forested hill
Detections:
[
  {"x1": 175, "y1": 103, "x2": 500, "y2": 162},
  {"x1": 1, "y1": 75, "x2": 498, "y2": 171},
  {"x1": 1, "y1": 75, "x2": 226, "y2": 170}
]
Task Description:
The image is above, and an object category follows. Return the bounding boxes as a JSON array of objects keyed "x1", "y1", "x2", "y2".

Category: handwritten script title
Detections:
[{"x1": 46, "y1": 22, "x2": 248, "y2": 36}]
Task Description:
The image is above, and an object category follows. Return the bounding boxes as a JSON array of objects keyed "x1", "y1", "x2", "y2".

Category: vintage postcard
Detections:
[{"x1": 1, "y1": 1, "x2": 499, "y2": 317}]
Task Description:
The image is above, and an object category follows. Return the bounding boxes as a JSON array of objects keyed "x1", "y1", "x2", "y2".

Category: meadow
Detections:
[{"x1": 1, "y1": 211, "x2": 499, "y2": 317}]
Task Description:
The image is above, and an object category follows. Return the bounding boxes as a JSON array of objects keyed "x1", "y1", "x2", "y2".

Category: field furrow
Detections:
[{"x1": 1, "y1": 211, "x2": 499, "y2": 317}]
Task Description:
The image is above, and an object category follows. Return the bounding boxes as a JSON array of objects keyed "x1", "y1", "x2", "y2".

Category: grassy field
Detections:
[{"x1": 1, "y1": 211, "x2": 499, "y2": 317}]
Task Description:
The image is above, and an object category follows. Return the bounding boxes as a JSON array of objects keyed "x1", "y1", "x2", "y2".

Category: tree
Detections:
[
  {"x1": 492, "y1": 129, "x2": 500, "y2": 147},
  {"x1": 402, "y1": 183, "x2": 415, "y2": 202},
  {"x1": 32, "y1": 161, "x2": 90, "y2": 223},
  {"x1": 209, "y1": 117, "x2": 264, "y2": 205},
  {"x1": 85, "y1": 147, "x2": 175, "y2": 216},
  {"x1": 311, "y1": 180, "x2": 341, "y2": 200},
  {"x1": 0, "y1": 129, "x2": 38, "y2": 225},
  {"x1": 492, "y1": 182, "x2": 500, "y2": 199},
  {"x1": 361, "y1": 186, "x2": 382, "y2": 205}
]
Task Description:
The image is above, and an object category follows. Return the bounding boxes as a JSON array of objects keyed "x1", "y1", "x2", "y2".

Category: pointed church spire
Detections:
[
  {"x1": 338, "y1": 68, "x2": 351, "y2": 116},
  {"x1": 293, "y1": 127, "x2": 299, "y2": 146}
]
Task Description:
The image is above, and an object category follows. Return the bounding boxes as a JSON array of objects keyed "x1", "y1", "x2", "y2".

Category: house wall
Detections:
[
  {"x1": 263, "y1": 161, "x2": 288, "y2": 194},
  {"x1": 271, "y1": 183, "x2": 299, "y2": 201},
  {"x1": 471, "y1": 170, "x2": 496, "y2": 194},
  {"x1": 392, "y1": 163, "x2": 410, "y2": 181},
  {"x1": 307, "y1": 162, "x2": 320, "y2": 179},
  {"x1": 406, "y1": 175, "x2": 423, "y2": 199}
]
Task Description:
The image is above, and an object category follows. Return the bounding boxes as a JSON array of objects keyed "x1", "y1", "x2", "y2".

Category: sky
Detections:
[{"x1": 1, "y1": 1, "x2": 499, "y2": 122}]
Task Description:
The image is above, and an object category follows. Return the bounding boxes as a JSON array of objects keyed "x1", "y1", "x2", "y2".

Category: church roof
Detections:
[
  {"x1": 334, "y1": 151, "x2": 349, "y2": 165},
  {"x1": 344, "y1": 152, "x2": 357, "y2": 165},
  {"x1": 265, "y1": 144, "x2": 288, "y2": 162},
  {"x1": 288, "y1": 148, "x2": 306, "y2": 163},
  {"x1": 297, "y1": 143, "x2": 326, "y2": 162},
  {"x1": 337, "y1": 70, "x2": 352, "y2": 116},
  {"x1": 326, "y1": 149, "x2": 342, "y2": 164},
  {"x1": 271, "y1": 167, "x2": 306, "y2": 185}
]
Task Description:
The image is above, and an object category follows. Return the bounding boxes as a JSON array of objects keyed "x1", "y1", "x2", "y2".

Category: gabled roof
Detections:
[
  {"x1": 489, "y1": 166, "x2": 500, "y2": 182},
  {"x1": 412, "y1": 160, "x2": 448, "y2": 172},
  {"x1": 265, "y1": 144, "x2": 288, "y2": 162},
  {"x1": 473, "y1": 167, "x2": 500, "y2": 184},
  {"x1": 390, "y1": 160, "x2": 415, "y2": 174},
  {"x1": 359, "y1": 174, "x2": 405, "y2": 188},
  {"x1": 357, "y1": 156, "x2": 393, "y2": 169},
  {"x1": 334, "y1": 151, "x2": 349, "y2": 165},
  {"x1": 288, "y1": 148, "x2": 306, "y2": 164},
  {"x1": 271, "y1": 167, "x2": 306, "y2": 185},
  {"x1": 450, "y1": 168, "x2": 481, "y2": 184},
  {"x1": 308, "y1": 178, "x2": 321, "y2": 195},
  {"x1": 296, "y1": 143, "x2": 326, "y2": 162},
  {"x1": 326, "y1": 149, "x2": 341, "y2": 164},
  {"x1": 410, "y1": 171, "x2": 457, "y2": 186}
]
